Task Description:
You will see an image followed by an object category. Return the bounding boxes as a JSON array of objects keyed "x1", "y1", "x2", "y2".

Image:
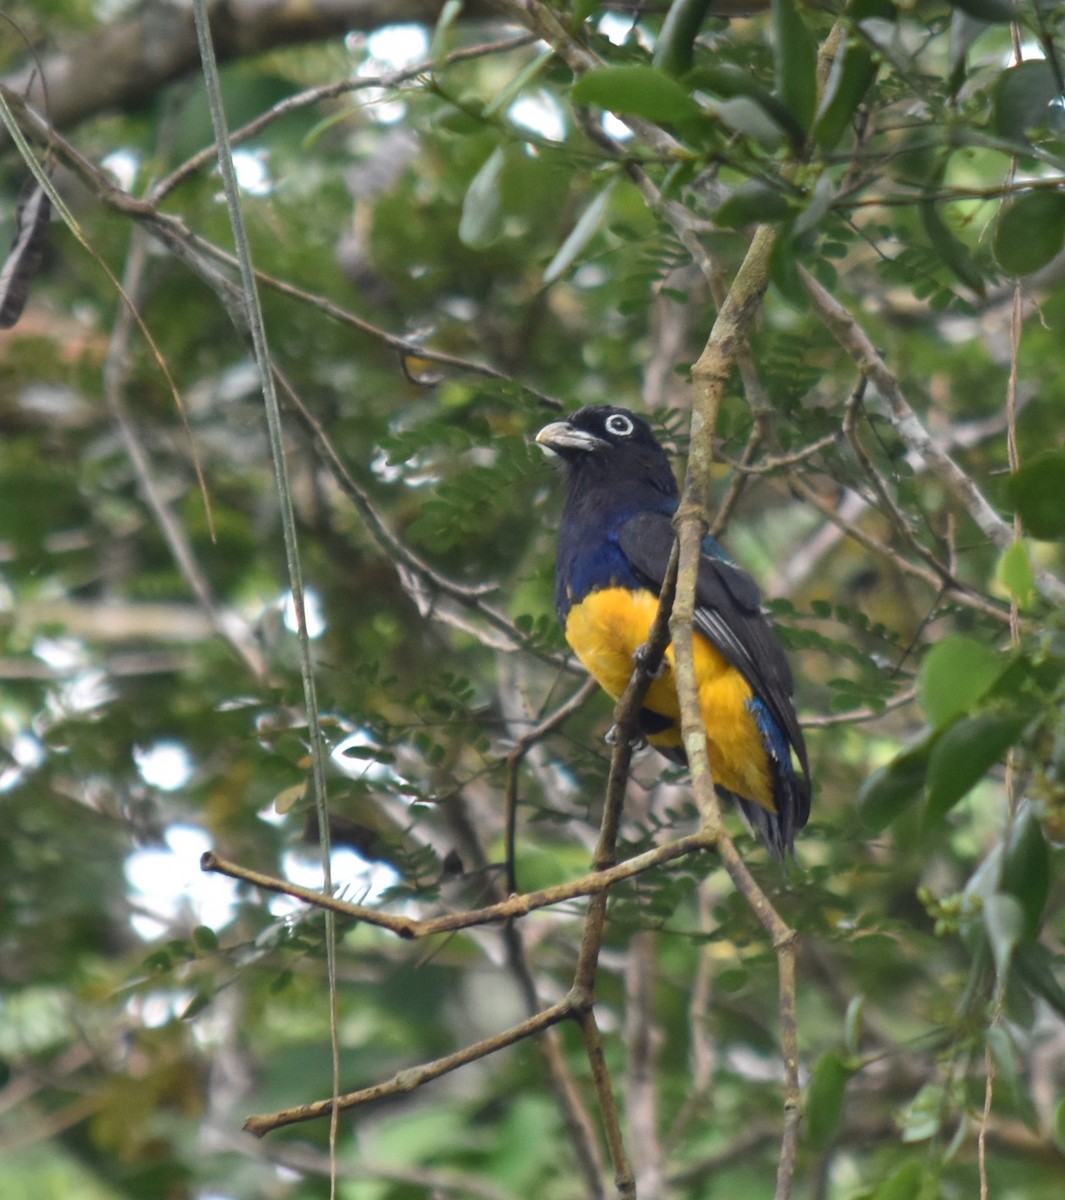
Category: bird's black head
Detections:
[{"x1": 535, "y1": 406, "x2": 678, "y2": 503}]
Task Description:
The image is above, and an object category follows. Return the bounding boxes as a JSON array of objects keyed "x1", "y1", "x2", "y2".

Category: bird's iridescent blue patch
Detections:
[
  {"x1": 558, "y1": 535, "x2": 644, "y2": 619},
  {"x1": 747, "y1": 696, "x2": 794, "y2": 778},
  {"x1": 700, "y1": 533, "x2": 733, "y2": 564}
]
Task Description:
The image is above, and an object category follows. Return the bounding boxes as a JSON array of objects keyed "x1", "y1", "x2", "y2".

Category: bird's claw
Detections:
[
  {"x1": 633, "y1": 642, "x2": 667, "y2": 678},
  {"x1": 605, "y1": 724, "x2": 647, "y2": 751}
]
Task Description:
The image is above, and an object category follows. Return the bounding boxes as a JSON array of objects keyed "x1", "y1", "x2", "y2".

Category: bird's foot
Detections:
[
  {"x1": 605, "y1": 724, "x2": 647, "y2": 751},
  {"x1": 633, "y1": 642, "x2": 667, "y2": 678}
]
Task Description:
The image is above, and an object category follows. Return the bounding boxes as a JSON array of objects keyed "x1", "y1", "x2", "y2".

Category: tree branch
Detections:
[
  {"x1": 243, "y1": 996, "x2": 575, "y2": 1136},
  {"x1": 5, "y1": 0, "x2": 499, "y2": 146},
  {"x1": 201, "y1": 828, "x2": 715, "y2": 939},
  {"x1": 675, "y1": 223, "x2": 803, "y2": 1200},
  {"x1": 800, "y1": 267, "x2": 1065, "y2": 606}
]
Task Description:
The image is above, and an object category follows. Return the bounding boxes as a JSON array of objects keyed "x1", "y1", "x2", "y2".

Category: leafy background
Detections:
[{"x1": 2, "y1": 0, "x2": 1065, "y2": 1197}]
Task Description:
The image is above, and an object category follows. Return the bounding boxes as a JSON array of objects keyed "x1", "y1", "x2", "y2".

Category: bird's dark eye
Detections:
[{"x1": 604, "y1": 413, "x2": 634, "y2": 437}]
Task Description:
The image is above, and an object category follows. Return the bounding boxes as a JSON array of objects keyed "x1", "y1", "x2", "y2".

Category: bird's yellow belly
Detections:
[{"x1": 564, "y1": 587, "x2": 775, "y2": 812}]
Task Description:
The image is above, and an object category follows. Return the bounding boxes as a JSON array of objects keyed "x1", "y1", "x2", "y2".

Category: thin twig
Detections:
[
  {"x1": 0, "y1": 84, "x2": 216, "y2": 537},
  {"x1": 103, "y1": 225, "x2": 268, "y2": 680},
  {"x1": 842, "y1": 379, "x2": 958, "y2": 585},
  {"x1": 503, "y1": 677, "x2": 599, "y2": 893},
  {"x1": 710, "y1": 425, "x2": 765, "y2": 538},
  {"x1": 782, "y1": 468, "x2": 1011, "y2": 625},
  {"x1": 149, "y1": 33, "x2": 539, "y2": 202},
  {"x1": 801, "y1": 685, "x2": 918, "y2": 729},
  {"x1": 771, "y1": 404, "x2": 1030, "y2": 598},
  {"x1": 714, "y1": 431, "x2": 842, "y2": 476},
  {"x1": 189, "y1": 1, "x2": 341, "y2": 1183},
  {"x1": 800, "y1": 266, "x2": 1065, "y2": 606},
  {"x1": 243, "y1": 998, "x2": 576, "y2": 1136},
  {"x1": 201, "y1": 829, "x2": 715, "y2": 939},
  {"x1": 107, "y1": 202, "x2": 547, "y2": 660},
  {"x1": 0, "y1": 84, "x2": 560, "y2": 407}
]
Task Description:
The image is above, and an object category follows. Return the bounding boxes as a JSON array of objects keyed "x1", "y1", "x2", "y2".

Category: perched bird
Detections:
[{"x1": 536, "y1": 405, "x2": 810, "y2": 857}]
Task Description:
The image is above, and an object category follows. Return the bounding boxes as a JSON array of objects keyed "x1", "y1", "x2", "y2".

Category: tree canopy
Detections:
[{"x1": 2, "y1": 1, "x2": 1065, "y2": 1198}]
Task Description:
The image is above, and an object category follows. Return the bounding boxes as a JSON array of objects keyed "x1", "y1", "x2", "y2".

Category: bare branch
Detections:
[
  {"x1": 243, "y1": 996, "x2": 575, "y2": 1136},
  {"x1": 201, "y1": 829, "x2": 715, "y2": 939}
]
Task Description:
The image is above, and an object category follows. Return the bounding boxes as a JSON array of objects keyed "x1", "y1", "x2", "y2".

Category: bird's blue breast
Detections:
[
  {"x1": 556, "y1": 535, "x2": 645, "y2": 621},
  {"x1": 554, "y1": 498, "x2": 732, "y2": 623}
]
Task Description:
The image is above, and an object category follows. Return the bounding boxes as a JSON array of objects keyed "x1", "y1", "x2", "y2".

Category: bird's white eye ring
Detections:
[{"x1": 604, "y1": 413, "x2": 634, "y2": 437}]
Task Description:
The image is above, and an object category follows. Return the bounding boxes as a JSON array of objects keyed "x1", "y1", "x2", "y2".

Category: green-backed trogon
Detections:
[{"x1": 536, "y1": 405, "x2": 810, "y2": 857}]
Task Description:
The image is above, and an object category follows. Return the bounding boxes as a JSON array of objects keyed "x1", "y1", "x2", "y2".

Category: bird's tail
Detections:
[{"x1": 723, "y1": 775, "x2": 808, "y2": 860}]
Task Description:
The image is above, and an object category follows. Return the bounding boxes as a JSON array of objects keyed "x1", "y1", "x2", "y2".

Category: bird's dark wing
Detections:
[{"x1": 616, "y1": 511, "x2": 810, "y2": 782}]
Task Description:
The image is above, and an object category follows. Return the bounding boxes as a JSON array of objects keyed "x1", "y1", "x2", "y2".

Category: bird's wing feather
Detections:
[{"x1": 616, "y1": 512, "x2": 809, "y2": 778}]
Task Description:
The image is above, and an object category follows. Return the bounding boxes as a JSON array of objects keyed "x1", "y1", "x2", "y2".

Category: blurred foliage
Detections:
[{"x1": 2, "y1": 1, "x2": 1065, "y2": 1198}]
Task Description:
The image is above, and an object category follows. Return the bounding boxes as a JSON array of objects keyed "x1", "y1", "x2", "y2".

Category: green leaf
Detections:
[
  {"x1": 653, "y1": 0, "x2": 716, "y2": 76},
  {"x1": 1014, "y1": 941, "x2": 1065, "y2": 1017},
  {"x1": 814, "y1": 35, "x2": 878, "y2": 150},
  {"x1": 996, "y1": 539, "x2": 1036, "y2": 606},
  {"x1": 543, "y1": 179, "x2": 617, "y2": 283},
  {"x1": 193, "y1": 925, "x2": 219, "y2": 952},
  {"x1": 143, "y1": 949, "x2": 173, "y2": 974},
  {"x1": 572, "y1": 65, "x2": 704, "y2": 128},
  {"x1": 993, "y1": 60, "x2": 1060, "y2": 142},
  {"x1": 432, "y1": 103, "x2": 487, "y2": 136},
  {"x1": 918, "y1": 636, "x2": 1002, "y2": 727},
  {"x1": 1006, "y1": 451, "x2": 1065, "y2": 539},
  {"x1": 921, "y1": 199, "x2": 985, "y2": 295},
  {"x1": 983, "y1": 892, "x2": 1024, "y2": 990},
  {"x1": 769, "y1": 220, "x2": 805, "y2": 303},
  {"x1": 804, "y1": 1050, "x2": 851, "y2": 1149},
  {"x1": 771, "y1": 0, "x2": 818, "y2": 137},
  {"x1": 687, "y1": 64, "x2": 801, "y2": 141},
  {"x1": 1000, "y1": 805, "x2": 1050, "y2": 938},
  {"x1": 857, "y1": 738, "x2": 933, "y2": 832},
  {"x1": 459, "y1": 147, "x2": 507, "y2": 249},
  {"x1": 872, "y1": 1160, "x2": 925, "y2": 1200},
  {"x1": 994, "y1": 190, "x2": 1065, "y2": 276},
  {"x1": 964, "y1": 840, "x2": 1005, "y2": 906},
  {"x1": 900, "y1": 1083, "x2": 943, "y2": 1143},
  {"x1": 925, "y1": 711, "x2": 1029, "y2": 823},
  {"x1": 180, "y1": 991, "x2": 212, "y2": 1021},
  {"x1": 270, "y1": 968, "x2": 294, "y2": 994},
  {"x1": 714, "y1": 180, "x2": 794, "y2": 228},
  {"x1": 794, "y1": 173, "x2": 839, "y2": 239},
  {"x1": 712, "y1": 96, "x2": 787, "y2": 147}
]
